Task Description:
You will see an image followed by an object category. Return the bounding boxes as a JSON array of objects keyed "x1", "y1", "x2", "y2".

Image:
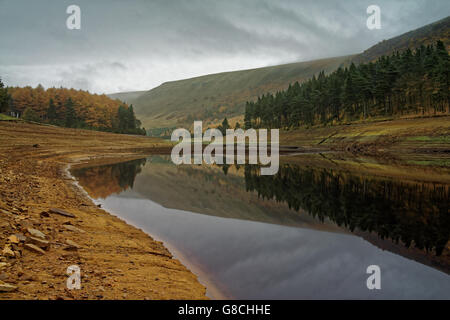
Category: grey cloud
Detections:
[{"x1": 0, "y1": 0, "x2": 449, "y2": 93}]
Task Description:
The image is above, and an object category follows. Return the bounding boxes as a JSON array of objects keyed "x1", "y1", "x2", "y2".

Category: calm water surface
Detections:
[{"x1": 71, "y1": 156, "x2": 450, "y2": 299}]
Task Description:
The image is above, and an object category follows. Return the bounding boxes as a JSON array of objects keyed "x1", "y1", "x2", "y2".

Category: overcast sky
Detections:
[{"x1": 0, "y1": 0, "x2": 448, "y2": 94}]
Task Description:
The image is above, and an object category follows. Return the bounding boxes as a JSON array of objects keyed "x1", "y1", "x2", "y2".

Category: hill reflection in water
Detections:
[{"x1": 71, "y1": 155, "x2": 450, "y2": 277}]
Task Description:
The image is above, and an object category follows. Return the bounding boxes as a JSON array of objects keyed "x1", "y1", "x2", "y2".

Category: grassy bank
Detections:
[
  {"x1": 280, "y1": 116, "x2": 450, "y2": 156},
  {"x1": 0, "y1": 114, "x2": 20, "y2": 121}
]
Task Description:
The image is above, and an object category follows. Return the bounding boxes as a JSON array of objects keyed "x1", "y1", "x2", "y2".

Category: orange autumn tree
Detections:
[{"x1": 7, "y1": 85, "x2": 146, "y2": 135}]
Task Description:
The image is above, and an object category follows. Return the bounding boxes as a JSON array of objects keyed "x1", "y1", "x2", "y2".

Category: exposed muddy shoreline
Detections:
[{"x1": 0, "y1": 122, "x2": 207, "y2": 299}]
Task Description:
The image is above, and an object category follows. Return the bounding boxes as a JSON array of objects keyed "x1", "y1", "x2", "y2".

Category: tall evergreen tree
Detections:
[
  {"x1": 127, "y1": 105, "x2": 137, "y2": 130},
  {"x1": 64, "y1": 98, "x2": 77, "y2": 128},
  {"x1": 245, "y1": 41, "x2": 449, "y2": 128},
  {"x1": 117, "y1": 105, "x2": 128, "y2": 132},
  {"x1": 218, "y1": 117, "x2": 231, "y2": 135},
  {"x1": 47, "y1": 98, "x2": 57, "y2": 123},
  {"x1": 0, "y1": 78, "x2": 9, "y2": 113}
]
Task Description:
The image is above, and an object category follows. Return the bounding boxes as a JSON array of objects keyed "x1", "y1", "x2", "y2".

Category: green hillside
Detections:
[
  {"x1": 353, "y1": 16, "x2": 450, "y2": 64},
  {"x1": 129, "y1": 56, "x2": 354, "y2": 130}
]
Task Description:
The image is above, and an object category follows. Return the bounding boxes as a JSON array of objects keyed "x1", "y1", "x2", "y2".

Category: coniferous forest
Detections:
[
  {"x1": 244, "y1": 41, "x2": 449, "y2": 129},
  {"x1": 0, "y1": 82, "x2": 146, "y2": 135}
]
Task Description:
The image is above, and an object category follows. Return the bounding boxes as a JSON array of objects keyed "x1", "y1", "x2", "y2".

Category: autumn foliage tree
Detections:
[{"x1": 4, "y1": 85, "x2": 146, "y2": 135}]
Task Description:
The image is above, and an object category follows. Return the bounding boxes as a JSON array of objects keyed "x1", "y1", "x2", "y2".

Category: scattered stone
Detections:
[
  {"x1": 0, "y1": 274, "x2": 7, "y2": 281},
  {"x1": 26, "y1": 228, "x2": 46, "y2": 239},
  {"x1": 0, "y1": 280, "x2": 17, "y2": 292},
  {"x1": 7, "y1": 235, "x2": 19, "y2": 244},
  {"x1": 0, "y1": 262, "x2": 9, "y2": 270},
  {"x1": 0, "y1": 209, "x2": 14, "y2": 216},
  {"x1": 0, "y1": 221, "x2": 9, "y2": 228},
  {"x1": 40, "y1": 211, "x2": 50, "y2": 218},
  {"x1": 2, "y1": 246, "x2": 15, "y2": 258},
  {"x1": 49, "y1": 208, "x2": 76, "y2": 218},
  {"x1": 24, "y1": 243, "x2": 46, "y2": 255},
  {"x1": 14, "y1": 233, "x2": 27, "y2": 242},
  {"x1": 64, "y1": 240, "x2": 81, "y2": 250},
  {"x1": 63, "y1": 225, "x2": 86, "y2": 233},
  {"x1": 21, "y1": 274, "x2": 35, "y2": 281},
  {"x1": 32, "y1": 144, "x2": 39, "y2": 148},
  {"x1": 61, "y1": 252, "x2": 79, "y2": 259},
  {"x1": 28, "y1": 237, "x2": 50, "y2": 250}
]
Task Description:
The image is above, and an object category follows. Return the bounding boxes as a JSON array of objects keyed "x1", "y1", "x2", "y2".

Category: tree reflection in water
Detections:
[
  {"x1": 72, "y1": 157, "x2": 449, "y2": 259},
  {"x1": 71, "y1": 158, "x2": 147, "y2": 199},
  {"x1": 244, "y1": 164, "x2": 449, "y2": 256}
]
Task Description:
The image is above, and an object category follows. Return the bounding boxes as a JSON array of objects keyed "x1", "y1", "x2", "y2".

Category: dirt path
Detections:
[{"x1": 0, "y1": 122, "x2": 207, "y2": 300}]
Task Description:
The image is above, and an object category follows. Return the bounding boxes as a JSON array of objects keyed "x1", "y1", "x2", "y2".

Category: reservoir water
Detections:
[{"x1": 71, "y1": 155, "x2": 450, "y2": 299}]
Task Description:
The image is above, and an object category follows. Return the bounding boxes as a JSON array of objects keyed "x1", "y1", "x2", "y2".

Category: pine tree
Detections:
[
  {"x1": 222, "y1": 117, "x2": 230, "y2": 129},
  {"x1": 435, "y1": 40, "x2": 450, "y2": 112},
  {"x1": 218, "y1": 117, "x2": 230, "y2": 135},
  {"x1": 117, "y1": 105, "x2": 128, "y2": 133},
  {"x1": 245, "y1": 41, "x2": 449, "y2": 128},
  {"x1": 127, "y1": 105, "x2": 137, "y2": 130},
  {"x1": 0, "y1": 78, "x2": 9, "y2": 113},
  {"x1": 47, "y1": 98, "x2": 57, "y2": 123},
  {"x1": 64, "y1": 98, "x2": 77, "y2": 128},
  {"x1": 244, "y1": 102, "x2": 252, "y2": 129}
]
